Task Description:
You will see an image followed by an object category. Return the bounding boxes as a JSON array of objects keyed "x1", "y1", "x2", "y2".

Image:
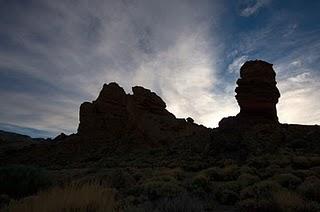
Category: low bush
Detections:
[
  {"x1": 110, "y1": 169, "x2": 135, "y2": 189},
  {"x1": 0, "y1": 194, "x2": 10, "y2": 209},
  {"x1": 238, "y1": 198, "x2": 278, "y2": 212},
  {"x1": 4, "y1": 182, "x2": 119, "y2": 212},
  {"x1": 190, "y1": 174, "x2": 210, "y2": 193},
  {"x1": 0, "y1": 165, "x2": 52, "y2": 198},
  {"x1": 298, "y1": 176, "x2": 320, "y2": 201},
  {"x1": 292, "y1": 156, "x2": 311, "y2": 169},
  {"x1": 222, "y1": 165, "x2": 240, "y2": 181},
  {"x1": 260, "y1": 164, "x2": 282, "y2": 178},
  {"x1": 272, "y1": 173, "x2": 302, "y2": 189},
  {"x1": 140, "y1": 177, "x2": 185, "y2": 200},
  {"x1": 291, "y1": 169, "x2": 316, "y2": 180},
  {"x1": 273, "y1": 190, "x2": 305, "y2": 212},
  {"x1": 213, "y1": 181, "x2": 241, "y2": 205},
  {"x1": 238, "y1": 179, "x2": 319, "y2": 212},
  {"x1": 215, "y1": 181, "x2": 241, "y2": 194},
  {"x1": 303, "y1": 201, "x2": 320, "y2": 212},
  {"x1": 240, "y1": 180, "x2": 282, "y2": 200},
  {"x1": 125, "y1": 194, "x2": 205, "y2": 212},
  {"x1": 239, "y1": 166, "x2": 257, "y2": 175},
  {"x1": 237, "y1": 174, "x2": 260, "y2": 188},
  {"x1": 216, "y1": 189, "x2": 239, "y2": 205},
  {"x1": 158, "y1": 168, "x2": 185, "y2": 181},
  {"x1": 202, "y1": 167, "x2": 223, "y2": 181}
]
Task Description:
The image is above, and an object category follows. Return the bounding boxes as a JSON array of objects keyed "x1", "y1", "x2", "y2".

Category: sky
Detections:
[{"x1": 0, "y1": 0, "x2": 319, "y2": 138}]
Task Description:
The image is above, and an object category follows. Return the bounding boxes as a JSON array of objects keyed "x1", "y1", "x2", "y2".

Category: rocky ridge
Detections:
[
  {"x1": 1, "y1": 59, "x2": 320, "y2": 168},
  {"x1": 78, "y1": 82, "x2": 208, "y2": 145}
]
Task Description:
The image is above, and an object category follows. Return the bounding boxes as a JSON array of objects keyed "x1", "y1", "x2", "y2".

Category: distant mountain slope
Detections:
[{"x1": 0, "y1": 130, "x2": 33, "y2": 143}]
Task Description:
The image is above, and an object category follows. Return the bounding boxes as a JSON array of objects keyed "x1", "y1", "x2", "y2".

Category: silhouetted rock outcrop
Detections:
[
  {"x1": 78, "y1": 82, "x2": 128, "y2": 137},
  {"x1": 78, "y1": 82, "x2": 208, "y2": 144},
  {"x1": 219, "y1": 60, "x2": 280, "y2": 128},
  {"x1": 236, "y1": 60, "x2": 280, "y2": 121}
]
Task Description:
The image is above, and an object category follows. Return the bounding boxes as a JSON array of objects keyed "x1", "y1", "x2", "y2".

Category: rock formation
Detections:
[
  {"x1": 219, "y1": 60, "x2": 280, "y2": 128},
  {"x1": 78, "y1": 82, "x2": 207, "y2": 144},
  {"x1": 78, "y1": 83, "x2": 128, "y2": 137}
]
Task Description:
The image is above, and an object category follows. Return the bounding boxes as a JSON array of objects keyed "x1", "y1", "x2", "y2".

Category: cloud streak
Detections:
[{"x1": 239, "y1": 0, "x2": 271, "y2": 17}]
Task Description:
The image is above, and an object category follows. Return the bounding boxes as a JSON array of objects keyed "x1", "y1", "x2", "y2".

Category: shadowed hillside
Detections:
[{"x1": 1, "y1": 60, "x2": 320, "y2": 211}]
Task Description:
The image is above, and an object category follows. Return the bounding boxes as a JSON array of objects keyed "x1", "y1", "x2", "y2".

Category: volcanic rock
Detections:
[
  {"x1": 78, "y1": 82, "x2": 128, "y2": 137},
  {"x1": 77, "y1": 82, "x2": 207, "y2": 144},
  {"x1": 219, "y1": 60, "x2": 280, "y2": 128}
]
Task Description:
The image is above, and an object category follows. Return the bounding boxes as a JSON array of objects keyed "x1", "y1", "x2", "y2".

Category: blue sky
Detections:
[{"x1": 0, "y1": 0, "x2": 319, "y2": 138}]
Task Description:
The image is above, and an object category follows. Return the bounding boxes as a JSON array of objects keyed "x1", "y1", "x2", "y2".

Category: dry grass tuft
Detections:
[
  {"x1": 4, "y1": 182, "x2": 119, "y2": 212},
  {"x1": 273, "y1": 190, "x2": 305, "y2": 211}
]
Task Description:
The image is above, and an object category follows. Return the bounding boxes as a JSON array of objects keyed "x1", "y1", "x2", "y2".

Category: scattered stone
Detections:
[{"x1": 186, "y1": 117, "x2": 194, "y2": 124}]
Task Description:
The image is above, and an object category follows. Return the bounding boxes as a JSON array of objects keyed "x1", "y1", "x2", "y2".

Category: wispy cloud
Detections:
[
  {"x1": 227, "y1": 55, "x2": 248, "y2": 73},
  {"x1": 278, "y1": 72, "x2": 320, "y2": 124},
  {"x1": 0, "y1": 0, "x2": 229, "y2": 136},
  {"x1": 239, "y1": 0, "x2": 271, "y2": 17}
]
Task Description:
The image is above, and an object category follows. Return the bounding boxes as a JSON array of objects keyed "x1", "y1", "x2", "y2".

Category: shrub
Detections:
[
  {"x1": 272, "y1": 156, "x2": 291, "y2": 168},
  {"x1": 292, "y1": 169, "x2": 316, "y2": 180},
  {"x1": 190, "y1": 174, "x2": 210, "y2": 192},
  {"x1": 214, "y1": 181, "x2": 241, "y2": 205},
  {"x1": 304, "y1": 201, "x2": 320, "y2": 212},
  {"x1": 202, "y1": 167, "x2": 223, "y2": 181},
  {"x1": 238, "y1": 198, "x2": 278, "y2": 212},
  {"x1": 272, "y1": 173, "x2": 302, "y2": 189},
  {"x1": 240, "y1": 180, "x2": 282, "y2": 200},
  {"x1": 0, "y1": 165, "x2": 52, "y2": 198},
  {"x1": 309, "y1": 157, "x2": 320, "y2": 167},
  {"x1": 216, "y1": 189, "x2": 239, "y2": 205},
  {"x1": 182, "y1": 161, "x2": 208, "y2": 172},
  {"x1": 110, "y1": 169, "x2": 135, "y2": 189},
  {"x1": 154, "y1": 194, "x2": 205, "y2": 212},
  {"x1": 239, "y1": 166, "x2": 257, "y2": 175},
  {"x1": 298, "y1": 176, "x2": 320, "y2": 201},
  {"x1": 4, "y1": 182, "x2": 118, "y2": 212},
  {"x1": 125, "y1": 194, "x2": 205, "y2": 212},
  {"x1": 141, "y1": 177, "x2": 184, "y2": 200},
  {"x1": 223, "y1": 165, "x2": 240, "y2": 181},
  {"x1": 247, "y1": 157, "x2": 270, "y2": 169},
  {"x1": 273, "y1": 190, "x2": 305, "y2": 212},
  {"x1": 292, "y1": 156, "x2": 311, "y2": 169},
  {"x1": 239, "y1": 181, "x2": 312, "y2": 212},
  {"x1": 158, "y1": 168, "x2": 185, "y2": 181},
  {"x1": 215, "y1": 181, "x2": 241, "y2": 194},
  {"x1": 260, "y1": 164, "x2": 282, "y2": 178},
  {"x1": 0, "y1": 194, "x2": 10, "y2": 209},
  {"x1": 237, "y1": 174, "x2": 260, "y2": 188}
]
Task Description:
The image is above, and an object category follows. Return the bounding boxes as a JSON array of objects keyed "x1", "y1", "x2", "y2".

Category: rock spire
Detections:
[{"x1": 219, "y1": 60, "x2": 281, "y2": 128}]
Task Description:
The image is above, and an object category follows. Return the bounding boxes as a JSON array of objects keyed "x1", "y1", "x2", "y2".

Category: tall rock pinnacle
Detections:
[
  {"x1": 236, "y1": 60, "x2": 280, "y2": 121},
  {"x1": 219, "y1": 60, "x2": 281, "y2": 128}
]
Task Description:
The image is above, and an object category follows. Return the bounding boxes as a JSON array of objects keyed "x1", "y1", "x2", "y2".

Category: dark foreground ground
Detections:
[{"x1": 1, "y1": 123, "x2": 320, "y2": 212}]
